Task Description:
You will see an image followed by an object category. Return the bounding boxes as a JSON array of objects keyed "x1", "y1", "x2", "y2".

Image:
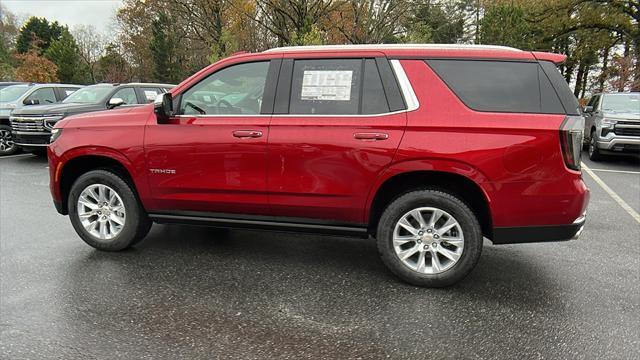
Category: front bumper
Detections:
[
  {"x1": 597, "y1": 136, "x2": 640, "y2": 152},
  {"x1": 492, "y1": 212, "x2": 586, "y2": 244},
  {"x1": 11, "y1": 132, "x2": 50, "y2": 147}
]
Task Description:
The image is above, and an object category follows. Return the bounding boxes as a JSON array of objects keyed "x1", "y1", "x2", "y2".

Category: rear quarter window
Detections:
[{"x1": 426, "y1": 59, "x2": 566, "y2": 114}]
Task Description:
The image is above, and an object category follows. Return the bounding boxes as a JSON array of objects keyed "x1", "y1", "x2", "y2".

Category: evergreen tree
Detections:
[
  {"x1": 149, "y1": 12, "x2": 179, "y2": 83},
  {"x1": 16, "y1": 17, "x2": 65, "y2": 54},
  {"x1": 45, "y1": 30, "x2": 89, "y2": 83}
]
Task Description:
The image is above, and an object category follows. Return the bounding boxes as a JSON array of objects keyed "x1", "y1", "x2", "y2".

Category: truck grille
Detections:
[
  {"x1": 614, "y1": 126, "x2": 640, "y2": 137},
  {"x1": 10, "y1": 115, "x2": 62, "y2": 133},
  {"x1": 10, "y1": 117, "x2": 45, "y2": 132}
]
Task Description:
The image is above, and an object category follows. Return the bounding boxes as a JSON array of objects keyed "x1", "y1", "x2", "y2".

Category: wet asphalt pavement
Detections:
[{"x1": 1, "y1": 152, "x2": 639, "y2": 359}]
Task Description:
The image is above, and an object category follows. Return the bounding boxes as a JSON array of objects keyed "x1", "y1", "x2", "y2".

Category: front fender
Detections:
[{"x1": 49, "y1": 144, "x2": 151, "y2": 210}]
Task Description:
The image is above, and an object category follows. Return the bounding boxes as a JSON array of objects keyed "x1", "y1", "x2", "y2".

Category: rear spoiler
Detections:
[{"x1": 531, "y1": 51, "x2": 566, "y2": 65}]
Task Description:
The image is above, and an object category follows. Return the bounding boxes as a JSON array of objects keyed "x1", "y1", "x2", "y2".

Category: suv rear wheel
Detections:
[
  {"x1": 0, "y1": 125, "x2": 17, "y2": 156},
  {"x1": 376, "y1": 190, "x2": 483, "y2": 287},
  {"x1": 68, "y1": 170, "x2": 151, "y2": 251}
]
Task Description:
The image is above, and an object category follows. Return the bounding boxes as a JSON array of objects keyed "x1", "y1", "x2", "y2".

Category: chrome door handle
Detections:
[
  {"x1": 354, "y1": 132, "x2": 389, "y2": 140},
  {"x1": 233, "y1": 130, "x2": 263, "y2": 138}
]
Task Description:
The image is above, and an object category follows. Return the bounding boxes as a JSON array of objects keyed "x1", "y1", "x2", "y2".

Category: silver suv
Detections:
[
  {"x1": 0, "y1": 83, "x2": 83, "y2": 156},
  {"x1": 583, "y1": 92, "x2": 640, "y2": 161}
]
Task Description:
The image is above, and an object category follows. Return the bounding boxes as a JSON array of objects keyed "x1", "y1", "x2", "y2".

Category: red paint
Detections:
[{"x1": 48, "y1": 46, "x2": 589, "y2": 236}]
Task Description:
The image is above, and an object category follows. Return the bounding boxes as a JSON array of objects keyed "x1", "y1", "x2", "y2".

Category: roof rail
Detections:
[{"x1": 263, "y1": 44, "x2": 523, "y2": 53}]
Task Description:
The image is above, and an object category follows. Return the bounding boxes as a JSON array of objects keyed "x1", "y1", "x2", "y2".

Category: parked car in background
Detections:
[
  {"x1": 0, "y1": 82, "x2": 27, "y2": 90},
  {"x1": 9, "y1": 83, "x2": 174, "y2": 155},
  {"x1": 47, "y1": 45, "x2": 589, "y2": 287},
  {"x1": 0, "y1": 83, "x2": 82, "y2": 156},
  {"x1": 583, "y1": 92, "x2": 640, "y2": 160}
]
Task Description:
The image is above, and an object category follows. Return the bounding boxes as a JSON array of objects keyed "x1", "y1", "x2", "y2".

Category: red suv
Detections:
[{"x1": 48, "y1": 45, "x2": 589, "y2": 287}]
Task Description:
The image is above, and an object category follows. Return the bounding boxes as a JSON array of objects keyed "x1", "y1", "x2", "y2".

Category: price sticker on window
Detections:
[{"x1": 301, "y1": 70, "x2": 353, "y2": 101}]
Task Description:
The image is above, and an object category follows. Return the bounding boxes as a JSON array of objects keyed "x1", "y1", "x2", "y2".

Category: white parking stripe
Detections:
[
  {"x1": 583, "y1": 163, "x2": 640, "y2": 224},
  {"x1": 589, "y1": 168, "x2": 640, "y2": 175},
  {"x1": 0, "y1": 154, "x2": 34, "y2": 160}
]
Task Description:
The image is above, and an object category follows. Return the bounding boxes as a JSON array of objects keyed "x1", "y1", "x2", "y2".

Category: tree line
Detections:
[{"x1": 1, "y1": 0, "x2": 638, "y2": 100}]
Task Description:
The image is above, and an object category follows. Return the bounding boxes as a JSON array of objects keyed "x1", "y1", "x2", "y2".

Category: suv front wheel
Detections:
[
  {"x1": 68, "y1": 170, "x2": 151, "y2": 251},
  {"x1": 588, "y1": 130, "x2": 603, "y2": 161},
  {"x1": 376, "y1": 190, "x2": 483, "y2": 287},
  {"x1": 0, "y1": 125, "x2": 17, "y2": 156}
]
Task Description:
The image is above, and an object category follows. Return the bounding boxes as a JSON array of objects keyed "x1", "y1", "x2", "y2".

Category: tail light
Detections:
[{"x1": 559, "y1": 115, "x2": 584, "y2": 171}]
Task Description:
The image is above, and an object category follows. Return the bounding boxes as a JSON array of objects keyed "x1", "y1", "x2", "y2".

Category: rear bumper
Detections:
[{"x1": 492, "y1": 212, "x2": 586, "y2": 244}]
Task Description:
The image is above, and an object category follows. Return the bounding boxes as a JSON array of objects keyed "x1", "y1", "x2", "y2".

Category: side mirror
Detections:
[
  {"x1": 108, "y1": 97, "x2": 125, "y2": 109},
  {"x1": 23, "y1": 98, "x2": 39, "y2": 105},
  {"x1": 154, "y1": 92, "x2": 173, "y2": 123},
  {"x1": 583, "y1": 105, "x2": 593, "y2": 114}
]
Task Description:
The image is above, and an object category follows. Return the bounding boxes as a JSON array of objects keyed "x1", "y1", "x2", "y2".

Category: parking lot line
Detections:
[
  {"x1": 588, "y1": 168, "x2": 640, "y2": 175},
  {"x1": 583, "y1": 163, "x2": 640, "y2": 224},
  {"x1": 0, "y1": 154, "x2": 34, "y2": 160}
]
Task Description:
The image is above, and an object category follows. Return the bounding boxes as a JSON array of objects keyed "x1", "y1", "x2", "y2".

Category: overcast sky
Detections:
[{"x1": 3, "y1": 0, "x2": 123, "y2": 35}]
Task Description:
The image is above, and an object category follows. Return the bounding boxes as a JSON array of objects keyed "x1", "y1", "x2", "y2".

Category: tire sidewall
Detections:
[
  {"x1": 589, "y1": 131, "x2": 601, "y2": 161},
  {"x1": 0, "y1": 124, "x2": 18, "y2": 156},
  {"x1": 377, "y1": 190, "x2": 483, "y2": 287},
  {"x1": 68, "y1": 170, "x2": 144, "y2": 251}
]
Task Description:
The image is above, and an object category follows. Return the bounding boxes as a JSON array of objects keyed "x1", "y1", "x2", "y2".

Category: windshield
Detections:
[
  {"x1": 63, "y1": 86, "x2": 113, "y2": 104},
  {"x1": 0, "y1": 85, "x2": 30, "y2": 102},
  {"x1": 601, "y1": 93, "x2": 640, "y2": 113}
]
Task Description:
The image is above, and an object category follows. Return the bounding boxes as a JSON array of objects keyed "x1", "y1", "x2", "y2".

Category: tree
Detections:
[
  {"x1": 149, "y1": 12, "x2": 183, "y2": 83},
  {"x1": 97, "y1": 43, "x2": 132, "y2": 83},
  {"x1": 0, "y1": 4, "x2": 19, "y2": 80},
  {"x1": 45, "y1": 30, "x2": 88, "y2": 83},
  {"x1": 405, "y1": 1, "x2": 466, "y2": 44},
  {"x1": 72, "y1": 25, "x2": 106, "y2": 82},
  {"x1": 334, "y1": 0, "x2": 409, "y2": 44},
  {"x1": 251, "y1": 0, "x2": 339, "y2": 46},
  {"x1": 480, "y1": 3, "x2": 538, "y2": 49},
  {"x1": 15, "y1": 17, "x2": 65, "y2": 54},
  {"x1": 15, "y1": 50, "x2": 59, "y2": 82}
]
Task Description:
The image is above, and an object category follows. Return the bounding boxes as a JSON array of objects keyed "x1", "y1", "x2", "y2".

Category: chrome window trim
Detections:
[
  {"x1": 390, "y1": 59, "x2": 419, "y2": 112},
  {"x1": 175, "y1": 60, "x2": 419, "y2": 118}
]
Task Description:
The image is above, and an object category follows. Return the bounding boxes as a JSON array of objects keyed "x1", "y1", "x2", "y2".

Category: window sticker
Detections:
[
  {"x1": 144, "y1": 90, "x2": 159, "y2": 101},
  {"x1": 65, "y1": 90, "x2": 76, "y2": 96},
  {"x1": 301, "y1": 70, "x2": 353, "y2": 101}
]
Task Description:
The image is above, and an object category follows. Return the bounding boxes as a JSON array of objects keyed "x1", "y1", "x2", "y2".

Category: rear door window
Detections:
[
  {"x1": 62, "y1": 87, "x2": 79, "y2": 98},
  {"x1": 426, "y1": 59, "x2": 567, "y2": 114},
  {"x1": 288, "y1": 58, "x2": 393, "y2": 115},
  {"x1": 289, "y1": 59, "x2": 362, "y2": 115},
  {"x1": 140, "y1": 87, "x2": 162, "y2": 103}
]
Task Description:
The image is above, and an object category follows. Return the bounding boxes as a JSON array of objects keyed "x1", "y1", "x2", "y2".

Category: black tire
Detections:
[
  {"x1": 0, "y1": 124, "x2": 18, "y2": 156},
  {"x1": 376, "y1": 189, "x2": 483, "y2": 287},
  {"x1": 588, "y1": 130, "x2": 603, "y2": 161},
  {"x1": 68, "y1": 170, "x2": 152, "y2": 251}
]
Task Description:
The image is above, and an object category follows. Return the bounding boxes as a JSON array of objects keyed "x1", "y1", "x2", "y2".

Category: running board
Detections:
[{"x1": 148, "y1": 212, "x2": 369, "y2": 238}]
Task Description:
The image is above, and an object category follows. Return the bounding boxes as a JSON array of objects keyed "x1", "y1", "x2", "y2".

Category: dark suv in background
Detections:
[
  {"x1": 1, "y1": 83, "x2": 82, "y2": 156},
  {"x1": 10, "y1": 83, "x2": 174, "y2": 154}
]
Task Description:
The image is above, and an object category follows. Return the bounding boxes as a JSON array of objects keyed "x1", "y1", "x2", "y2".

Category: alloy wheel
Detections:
[
  {"x1": 77, "y1": 184, "x2": 126, "y2": 240},
  {"x1": 0, "y1": 129, "x2": 15, "y2": 153},
  {"x1": 393, "y1": 207, "x2": 464, "y2": 274}
]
